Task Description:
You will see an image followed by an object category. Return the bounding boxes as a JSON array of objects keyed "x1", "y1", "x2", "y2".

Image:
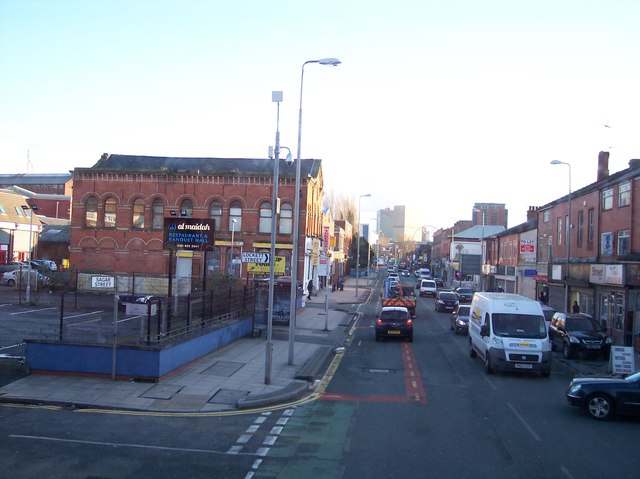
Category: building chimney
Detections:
[
  {"x1": 597, "y1": 151, "x2": 609, "y2": 181},
  {"x1": 527, "y1": 206, "x2": 537, "y2": 221},
  {"x1": 629, "y1": 159, "x2": 640, "y2": 169}
]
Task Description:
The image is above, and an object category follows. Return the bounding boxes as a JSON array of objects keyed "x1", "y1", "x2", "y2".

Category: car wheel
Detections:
[
  {"x1": 586, "y1": 393, "x2": 614, "y2": 420},
  {"x1": 469, "y1": 339, "x2": 477, "y2": 358},
  {"x1": 407, "y1": 333, "x2": 413, "y2": 343},
  {"x1": 563, "y1": 342, "x2": 572, "y2": 359},
  {"x1": 484, "y1": 353, "x2": 493, "y2": 374},
  {"x1": 7, "y1": 279, "x2": 15, "y2": 287}
]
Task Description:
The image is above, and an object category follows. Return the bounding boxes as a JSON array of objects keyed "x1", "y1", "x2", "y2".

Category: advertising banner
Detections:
[{"x1": 163, "y1": 218, "x2": 216, "y2": 251}]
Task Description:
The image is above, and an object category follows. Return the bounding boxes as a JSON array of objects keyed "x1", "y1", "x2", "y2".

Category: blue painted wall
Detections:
[{"x1": 25, "y1": 318, "x2": 253, "y2": 380}]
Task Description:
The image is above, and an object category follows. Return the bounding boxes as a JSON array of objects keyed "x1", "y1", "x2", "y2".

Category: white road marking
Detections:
[{"x1": 507, "y1": 402, "x2": 541, "y2": 442}]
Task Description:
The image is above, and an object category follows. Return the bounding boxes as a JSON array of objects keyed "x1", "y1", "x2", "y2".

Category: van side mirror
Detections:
[{"x1": 480, "y1": 325, "x2": 489, "y2": 337}]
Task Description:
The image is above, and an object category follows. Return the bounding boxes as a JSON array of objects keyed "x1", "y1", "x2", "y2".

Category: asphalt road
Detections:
[{"x1": 1, "y1": 277, "x2": 639, "y2": 479}]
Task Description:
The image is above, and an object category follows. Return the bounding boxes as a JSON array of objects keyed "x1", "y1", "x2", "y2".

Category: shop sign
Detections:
[{"x1": 590, "y1": 264, "x2": 624, "y2": 285}]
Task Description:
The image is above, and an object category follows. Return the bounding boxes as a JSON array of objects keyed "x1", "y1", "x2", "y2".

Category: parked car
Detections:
[
  {"x1": 566, "y1": 371, "x2": 640, "y2": 420},
  {"x1": 375, "y1": 306, "x2": 413, "y2": 342},
  {"x1": 34, "y1": 259, "x2": 58, "y2": 271},
  {"x1": 418, "y1": 279, "x2": 437, "y2": 297},
  {"x1": 1, "y1": 269, "x2": 51, "y2": 287},
  {"x1": 435, "y1": 290, "x2": 459, "y2": 312},
  {"x1": 549, "y1": 313, "x2": 612, "y2": 359},
  {"x1": 455, "y1": 287, "x2": 474, "y2": 303},
  {"x1": 450, "y1": 305, "x2": 470, "y2": 334},
  {"x1": 0, "y1": 261, "x2": 28, "y2": 274}
]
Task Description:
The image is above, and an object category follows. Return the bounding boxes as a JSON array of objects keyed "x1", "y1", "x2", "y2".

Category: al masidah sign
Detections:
[{"x1": 163, "y1": 218, "x2": 216, "y2": 251}]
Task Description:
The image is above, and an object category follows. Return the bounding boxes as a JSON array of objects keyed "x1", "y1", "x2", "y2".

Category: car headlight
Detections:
[
  {"x1": 490, "y1": 336, "x2": 504, "y2": 349},
  {"x1": 568, "y1": 384, "x2": 582, "y2": 395},
  {"x1": 457, "y1": 319, "x2": 465, "y2": 326},
  {"x1": 541, "y1": 339, "x2": 551, "y2": 352},
  {"x1": 569, "y1": 336, "x2": 580, "y2": 344}
]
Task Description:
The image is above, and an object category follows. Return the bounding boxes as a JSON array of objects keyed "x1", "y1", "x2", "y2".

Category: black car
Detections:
[
  {"x1": 455, "y1": 287, "x2": 474, "y2": 303},
  {"x1": 549, "y1": 313, "x2": 612, "y2": 359},
  {"x1": 375, "y1": 306, "x2": 413, "y2": 342},
  {"x1": 450, "y1": 305, "x2": 470, "y2": 335},
  {"x1": 566, "y1": 371, "x2": 640, "y2": 420},
  {"x1": 435, "y1": 291, "x2": 459, "y2": 312}
]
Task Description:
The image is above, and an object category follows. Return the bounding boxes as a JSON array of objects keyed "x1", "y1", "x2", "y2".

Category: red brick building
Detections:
[{"x1": 69, "y1": 154, "x2": 324, "y2": 293}]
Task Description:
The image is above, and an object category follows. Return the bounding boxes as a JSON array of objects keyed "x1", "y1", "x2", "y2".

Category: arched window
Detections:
[
  {"x1": 180, "y1": 199, "x2": 193, "y2": 217},
  {"x1": 229, "y1": 201, "x2": 242, "y2": 230},
  {"x1": 85, "y1": 197, "x2": 98, "y2": 227},
  {"x1": 279, "y1": 203, "x2": 293, "y2": 234},
  {"x1": 152, "y1": 199, "x2": 164, "y2": 229},
  {"x1": 104, "y1": 198, "x2": 117, "y2": 227},
  {"x1": 259, "y1": 202, "x2": 272, "y2": 233},
  {"x1": 209, "y1": 201, "x2": 222, "y2": 231},
  {"x1": 132, "y1": 198, "x2": 145, "y2": 228}
]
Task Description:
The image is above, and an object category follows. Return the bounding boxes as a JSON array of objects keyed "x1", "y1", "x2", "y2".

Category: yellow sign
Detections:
[{"x1": 247, "y1": 256, "x2": 285, "y2": 274}]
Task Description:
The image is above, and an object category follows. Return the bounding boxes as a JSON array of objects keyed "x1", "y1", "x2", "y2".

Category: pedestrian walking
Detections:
[
  {"x1": 572, "y1": 301, "x2": 580, "y2": 313},
  {"x1": 307, "y1": 279, "x2": 314, "y2": 300}
]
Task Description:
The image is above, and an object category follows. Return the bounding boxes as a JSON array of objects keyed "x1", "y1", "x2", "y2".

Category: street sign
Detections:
[
  {"x1": 248, "y1": 256, "x2": 285, "y2": 274},
  {"x1": 241, "y1": 252, "x2": 270, "y2": 263}
]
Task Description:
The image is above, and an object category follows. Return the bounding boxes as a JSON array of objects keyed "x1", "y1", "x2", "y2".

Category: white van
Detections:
[
  {"x1": 468, "y1": 292, "x2": 551, "y2": 377},
  {"x1": 419, "y1": 279, "x2": 437, "y2": 297}
]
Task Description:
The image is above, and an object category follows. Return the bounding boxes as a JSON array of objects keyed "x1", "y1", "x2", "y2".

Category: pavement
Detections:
[{"x1": 0, "y1": 276, "x2": 373, "y2": 413}]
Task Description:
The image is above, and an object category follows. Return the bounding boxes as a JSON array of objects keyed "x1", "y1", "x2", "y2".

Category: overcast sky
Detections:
[{"x1": 1, "y1": 0, "x2": 639, "y2": 234}]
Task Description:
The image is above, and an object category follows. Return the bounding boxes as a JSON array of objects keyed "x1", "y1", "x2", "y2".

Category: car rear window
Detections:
[
  {"x1": 458, "y1": 306, "x2": 470, "y2": 315},
  {"x1": 440, "y1": 293, "x2": 457, "y2": 300},
  {"x1": 380, "y1": 310, "x2": 408, "y2": 322}
]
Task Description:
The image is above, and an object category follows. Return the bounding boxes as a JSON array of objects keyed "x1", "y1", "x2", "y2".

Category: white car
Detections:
[
  {"x1": 1, "y1": 269, "x2": 51, "y2": 287},
  {"x1": 387, "y1": 272, "x2": 400, "y2": 282}
]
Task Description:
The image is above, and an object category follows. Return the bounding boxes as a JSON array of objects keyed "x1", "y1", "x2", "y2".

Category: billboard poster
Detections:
[{"x1": 163, "y1": 218, "x2": 216, "y2": 251}]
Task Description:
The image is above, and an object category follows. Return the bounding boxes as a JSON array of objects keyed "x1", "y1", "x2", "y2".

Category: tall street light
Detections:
[
  {"x1": 288, "y1": 57, "x2": 341, "y2": 365},
  {"x1": 551, "y1": 160, "x2": 572, "y2": 313},
  {"x1": 355, "y1": 193, "x2": 371, "y2": 298},
  {"x1": 265, "y1": 91, "x2": 292, "y2": 385},
  {"x1": 21, "y1": 204, "x2": 38, "y2": 303}
]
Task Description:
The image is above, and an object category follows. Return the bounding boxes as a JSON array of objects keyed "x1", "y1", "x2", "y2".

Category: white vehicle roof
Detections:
[{"x1": 381, "y1": 306, "x2": 409, "y2": 313}]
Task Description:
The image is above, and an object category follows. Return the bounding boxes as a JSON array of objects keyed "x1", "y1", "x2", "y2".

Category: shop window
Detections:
[
  {"x1": 152, "y1": 199, "x2": 164, "y2": 229},
  {"x1": 180, "y1": 199, "x2": 193, "y2": 217},
  {"x1": 104, "y1": 198, "x2": 117, "y2": 227},
  {"x1": 279, "y1": 203, "x2": 293, "y2": 234},
  {"x1": 259, "y1": 202, "x2": 272, "y2": 233},
  {"x1": 209, "y1": 201, "x2": 222, "y2": 231},
  {"x1": 618, "y1": 230, "x2": 630, "y2": 256},
  {"x1": 602, "y1": 188, "x2": 613, "y2": 211},
  {"x1": 85, "y1": 196, "x2": 98, "y2": 227},
  {"x1": 576, "y1": 210, "x2": 583, "y2": 246},
  {"x1": 132, "y1": 198, "x2": 145, "y2": 228},
  {"x1": 618, "y1": 182, "x2": 631, "y2": 207},
  {"x1": 229, "y1": 201, "x2": 242, "y2": 230}
]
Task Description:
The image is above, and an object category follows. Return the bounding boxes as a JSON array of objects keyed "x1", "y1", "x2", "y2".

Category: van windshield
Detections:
[{"x1": 491, "y1": 314, "x2": 547, "y2": 339}]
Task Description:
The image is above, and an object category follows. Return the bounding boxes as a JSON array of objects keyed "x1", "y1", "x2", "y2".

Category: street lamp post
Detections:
[
  {"x1": 551, "y1": 160, "x2": 572, "y2": 313},
  {"x1": 355, "y1": 193, "x2": 371, "y2": 298},
  {"x1": 288, "y1": 57, "x2": 341, "y2": 365},
  {"x1": 265, "y1": 91, "x2": 292, "y2": 385},
  {"x1": 21, "y1": 204, "x2": 38, "y2": 303}
]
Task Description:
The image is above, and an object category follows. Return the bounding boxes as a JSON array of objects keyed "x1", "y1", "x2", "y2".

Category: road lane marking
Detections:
[
  {"x1": 10, "y1": 307, "x2": 57, "y2": 315},
  {"x1": 11, "y1": 434, "x2": 259, "y2": 455},
  {"x1": 507, "y1": 402, "x2": 541, "y2": 442}
]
